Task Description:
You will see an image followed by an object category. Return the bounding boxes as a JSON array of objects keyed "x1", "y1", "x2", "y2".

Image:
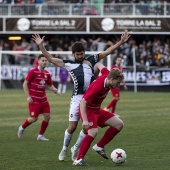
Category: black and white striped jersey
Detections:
[{"x1": 63, "y1": 54, "x2": 100, "y2": 96}]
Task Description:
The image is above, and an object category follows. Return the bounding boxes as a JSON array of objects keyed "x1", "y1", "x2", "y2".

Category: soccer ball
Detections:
[{"x1": 111, "y1": 148, "x2": 127, "y2": 164}]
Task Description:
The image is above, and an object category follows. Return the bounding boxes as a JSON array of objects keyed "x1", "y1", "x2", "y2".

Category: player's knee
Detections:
[
  {"x1": 82, "y1": 128, "x2": 88, "y2": 134},
  {"x1": 116, "y1": 119, "x2": 124, "y2": 131},
  {"x1": 67, "y1": 122, "x2": 78, "y2": 133},
  {"x1": 88, "y1": 128, "x2": 98, "y2": 138},
  {"x1": 44, "y1": 114, "x2": 50, "y2": 122},
  {"x1": 115, "y1": 96, "x2": 120, "y2": 101},
  {"x1": 28, "y1": 117, "x2": 38, "y2": 123}
]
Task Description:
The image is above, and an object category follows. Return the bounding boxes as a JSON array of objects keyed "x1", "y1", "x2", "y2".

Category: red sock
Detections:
[
  {"x1": 39, "y1": 120, "x2": 49, "y2": 135},
  {"x1": 22, "y1": 119, "x2": 31, "y2": 129},
  {"x1": 97, "y1": 127, "x2": 119, "y2": 148},
  {"x1": 77, "y1": 135, "x2": 94, "y2": 160},
  {"x1": 106, "y1": 99, "x2": 117, "y2": 113},
  {"x1": 111, "y1": 100, "x2": 117, "y2": 113}
]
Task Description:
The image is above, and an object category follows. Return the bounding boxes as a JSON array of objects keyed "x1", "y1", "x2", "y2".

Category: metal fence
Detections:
[{"x1": 0, "y1": 3, "x2": 170, "y2": 16}]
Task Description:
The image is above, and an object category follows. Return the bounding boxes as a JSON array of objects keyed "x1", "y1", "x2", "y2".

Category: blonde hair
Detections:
[{"x1": 108, "y1": 68, "x2": 124, "y2": 82}]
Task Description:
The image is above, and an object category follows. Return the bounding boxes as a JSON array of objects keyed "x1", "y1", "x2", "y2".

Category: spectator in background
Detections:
[
  {"x1": 57, "y1": 67, "x2": 69, "y2": 95},
  {"x1": 33, "y1": 55, "x2": 39, "y2": 67},
  {"x1": 12, "y1": 41, "x2": 24, "y2": 64},
  {"x1": 2, "y1": 42, "x2": 14, "y2": 65},
  {"x1": 1, "y1": 33, "x2": 170, "y2": 69}
]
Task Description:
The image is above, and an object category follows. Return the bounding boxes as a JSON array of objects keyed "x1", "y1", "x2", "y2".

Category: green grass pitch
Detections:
[{"x1": 0, "y1": 89, "x2": 169, "y2": 170}]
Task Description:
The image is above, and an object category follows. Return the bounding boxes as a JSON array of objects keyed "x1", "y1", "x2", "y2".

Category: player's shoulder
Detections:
[
  {"x1": 44, "y1": 69, "x2": 50, "y2": 74},
  {"x1": 85, "y1": 53, "x2": 100, "y2": 60},
  {"x1": 63, "y1": 59, "x2": 75, "y2": 64},
  {"x1": 101, "y1": 67, "x2": 109, "y2": 75},
  {"x1": 111, "y1": 65, "x2": 117, "y2": 69},
  {"x1": 120, "y1": 66, "x2": 123, "y2": 70}
]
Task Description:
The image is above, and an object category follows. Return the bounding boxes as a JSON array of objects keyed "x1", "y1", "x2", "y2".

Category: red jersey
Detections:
[
  {"x1": 83, "y1": 68, "x2": 110, "y2": 112},
  {"x1": 111, "y1": 65, "x2": 123, "y2": 72},
  {"x1": 26, "y1": 67, "x2": 52, "y2": 103}
]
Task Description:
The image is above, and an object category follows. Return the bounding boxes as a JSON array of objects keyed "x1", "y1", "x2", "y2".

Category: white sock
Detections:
[
  {"x1": 58, "y1": 83, "x2": 62, "y2": 94},
  {"x1": 72, "y1": 130, "x2": 86, "y2": 151},
  {"x1": 63, "y1": 129, "x2": 72, "y2": 150},
  {"x1": 62, "y1": 84, "x2": 66, "y2": 94}
]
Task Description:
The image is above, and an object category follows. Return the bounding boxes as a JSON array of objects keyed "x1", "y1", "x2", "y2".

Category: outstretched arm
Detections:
[
  {"x1": 99, "y1": 30, "x2": 131, "y2": 60},
  {"x1": 32, "y1": 34, "x2": 65, "y2": 67}
]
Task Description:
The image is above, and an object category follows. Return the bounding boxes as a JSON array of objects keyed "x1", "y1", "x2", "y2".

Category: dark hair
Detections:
[
  {"x1": 38, "y1": 54, "x2": 44, "y2": 60},
  {"x1": 113, "y1": 56, "x2": 122, "y2": 64},
  {"x1": 71, "y1": 41, "x2": 85, "y2": 53}
]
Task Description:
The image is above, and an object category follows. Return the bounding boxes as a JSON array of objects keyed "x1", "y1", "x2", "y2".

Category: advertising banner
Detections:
[
  {"x1": 1, "y1": 65, "x2": 57, "y2": 81},
  {"x1": 124, "y1": 67, "x2": 170, "y2": 86},
  {"x1": 1, "y1": 66, "x2": 170, "y2": 86},
  {"x1": 6, "y1": 17, "x2": 86, "y2": 32},
  {"x1": 90, "y1": 17, "x2": 170, "y2": 33},
  {"x1": 2, "y1": 17, "x2": 170, "y2": 33}
]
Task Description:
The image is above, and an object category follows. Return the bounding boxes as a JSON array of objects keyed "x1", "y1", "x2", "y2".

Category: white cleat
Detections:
[
  {"x1": 73, "y1": 159, "x2": 89, "y2": 166},
  {"x1": 71, "y1": 147, "x2": 78, "y2": 161},
  {"x1": 17, "y1": 126, "x2": 24, "y2": 139},
  {"x1": 58, "y1": 149, "x2": 67, "y2": 161},
  {"x1": 92, "y1": 144, "x2": 108, "y2": 159},
  {"x1": 37, "y1": 135, "x2": 49, "y2": 141}
]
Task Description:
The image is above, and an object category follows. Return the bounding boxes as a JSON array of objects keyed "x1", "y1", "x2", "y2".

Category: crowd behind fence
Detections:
[
  {"x1": 1, "y1": 34, "x2": 170, "y2": 71},
  {"x1": 0, "y1": 1, "x2": 170, "y2": 16}
]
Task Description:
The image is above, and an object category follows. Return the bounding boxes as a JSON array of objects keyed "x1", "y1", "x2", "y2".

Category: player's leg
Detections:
[
  {"x1": 97, "y1": 114, "x2": 124, "y2": 147},
  {"x1": 73, "y1": 111, "x2": 98, "y2": 166},
  {"x1": 107, "y1": 97, "x2": 119, "y2": 113},
  {"x1": 73, "y1": 128, "x2": 97, "y2": 166},
  {"x1": 37, "y1": 102, "x2": 50, "y2": 141},
  {"x1": 58, "y1": 95, "x2": 83, "y2": 161},
  {"x1": 92, "y1": 110, "x2": 124, "y2": 159},
  {"x1": 58, "y1": 121, "x2": 78, "y2": 161},
  {"x1": 62, "y1": 84, "x2": 67, "y2": 94},
  {"x1": 71, "y1": 128, "x2": 87, "y2": 161},
  {"x1": 57, "y1": 83, "x2": 62, "y2": 94},
  {"x1": 17, "y1": 103, "x2": 39, "y2": 139},
  {"x1": 104, "y1": 88, "x2": 120, "y2": 113}
]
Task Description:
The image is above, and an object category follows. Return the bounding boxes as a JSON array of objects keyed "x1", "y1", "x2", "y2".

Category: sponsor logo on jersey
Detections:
[{"x1": 31, "y1": 112, "x2": 34, "y2": 116}]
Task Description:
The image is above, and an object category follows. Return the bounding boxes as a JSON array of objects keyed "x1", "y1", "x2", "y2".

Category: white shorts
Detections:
[{"x1": 69, "y1": 94, "x2": 83, "y2": 121}]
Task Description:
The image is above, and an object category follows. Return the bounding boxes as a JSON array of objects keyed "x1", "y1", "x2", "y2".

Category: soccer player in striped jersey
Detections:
[
  {"x1": 17, "y1": 54, "x2": 57, "y2": 141},
  {"x1": 104, "y1": 56, "x2": 127, "y2": 114},
  {"x1": 31, "y1": 31, "x2": 130, "y2": 161}
]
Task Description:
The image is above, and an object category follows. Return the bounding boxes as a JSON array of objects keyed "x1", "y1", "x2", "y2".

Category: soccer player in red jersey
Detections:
[
  {"x1": 104, "y1": 56, "x2": 127, "y2": 114},
  {"x1": 73, "y1": 63, "x2": 124, "y2": 166},
  {"x1": 17, "y1": 54, "x2": 57, "y2": 141}
]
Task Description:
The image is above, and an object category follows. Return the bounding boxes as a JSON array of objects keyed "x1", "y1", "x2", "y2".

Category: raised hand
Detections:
[
  {"x1": 121, "y1": 30, "x2": 131, "y2": 43},
  {"x1": 32, "y1": 34, "x2": 45, "y2": 46}
]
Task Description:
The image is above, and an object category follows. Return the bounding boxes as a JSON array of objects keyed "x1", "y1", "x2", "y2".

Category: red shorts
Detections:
[
  {"x1": 28, "y1": 101, "x2": 50, "y2": 118},
  {"x1": 79, "y1": 108, "x2": 115, "y2": 131},
  {"x1": 110, "y1": 87, "x2": 120, "y2": 97}
]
